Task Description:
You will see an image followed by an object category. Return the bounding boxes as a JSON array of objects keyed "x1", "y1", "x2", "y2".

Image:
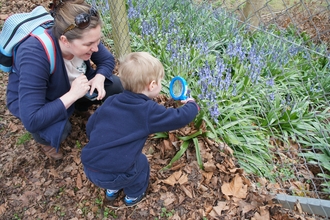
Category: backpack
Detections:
[{"x1": 0, "y1": 6, "x2": 56, "y2": 74}]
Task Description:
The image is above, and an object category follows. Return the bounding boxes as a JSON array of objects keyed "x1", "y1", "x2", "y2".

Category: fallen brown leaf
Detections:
[
  {"x1": 76, "y1": 173, "x2": 83, "y2": 189},
  {"x1": 213, "y1": 201, "x2": 228, "y2": 216},
  {"x1": 0, "y1": 203, "x2": 7, "y2": 216},
  {"x1": 252, "y1": 206, "x2": 270, "y2": 220},
  {"x1": 180, "y1": 185, "x2": 193, "y2": 198},
  {"x1": 221, "y1": 174, "x2": 248, "y2": 199}
]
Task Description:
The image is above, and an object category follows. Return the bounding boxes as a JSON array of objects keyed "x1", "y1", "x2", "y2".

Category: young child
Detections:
[{"x1": 81, "y1": 52, "x2": 199, "y2": 206}]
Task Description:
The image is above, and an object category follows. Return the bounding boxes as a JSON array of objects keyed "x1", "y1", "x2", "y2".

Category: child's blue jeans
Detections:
[{"x1": 84, "y1": 153, "x2": 150, "y2": 198}]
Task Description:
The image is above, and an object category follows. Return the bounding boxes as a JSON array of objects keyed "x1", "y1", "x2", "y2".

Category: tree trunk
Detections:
[
  {"x1": 108, "y1": 0, "x2": 131, "y2": 58},
  {"x1": 238, "y1": 0, "x2": 265, "y2": 31}
]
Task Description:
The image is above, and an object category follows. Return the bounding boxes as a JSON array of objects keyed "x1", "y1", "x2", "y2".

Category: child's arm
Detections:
[
  {"x1": 148, "y1": 99, "x2": 200, "y2": 134},
  {"x1": 181, "y1": 97, "x2": 200, "y2": 111}
]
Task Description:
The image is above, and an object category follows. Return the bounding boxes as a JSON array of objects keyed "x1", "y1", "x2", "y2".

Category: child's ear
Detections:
[{"x1": 148, "y1": 80, "x2": 157, "y2": 91}]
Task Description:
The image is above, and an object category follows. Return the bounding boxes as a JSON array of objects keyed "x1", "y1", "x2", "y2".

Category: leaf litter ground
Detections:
[{"x1": 0, "y1": 1, "x2": 328, "y2": 219}]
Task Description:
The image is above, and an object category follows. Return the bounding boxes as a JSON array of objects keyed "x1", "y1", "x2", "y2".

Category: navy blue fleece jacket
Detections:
[
  {"x1": 6, "y1": 29, "x2": 116, "y2": 149},
  {"x1": 81, "y1": 90, "x2": 199, "y2": 173}
]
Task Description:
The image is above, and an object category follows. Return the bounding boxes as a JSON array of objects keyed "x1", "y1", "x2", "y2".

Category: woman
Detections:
[{"x1": 6, "y1": 0, "x2": 123, "y2": 160}]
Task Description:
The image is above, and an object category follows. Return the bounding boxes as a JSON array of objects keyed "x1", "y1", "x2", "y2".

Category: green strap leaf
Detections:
[
  {"x1": 178, "y1": 129, "x2": 203, "y2": 141},
  {"x1": 193, "y1": 137, "x2": 203, "y2": 169},
  {"x1": 161, "y1": 141, "x2": 190, "y2": 171}
]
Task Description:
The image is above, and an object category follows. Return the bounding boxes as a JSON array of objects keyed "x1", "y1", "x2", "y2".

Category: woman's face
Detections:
[{"x1": 69, "y1": 25, "x2": 102, "y2": 60}]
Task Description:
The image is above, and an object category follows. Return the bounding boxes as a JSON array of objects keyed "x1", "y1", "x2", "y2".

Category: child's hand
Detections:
[
  {"x1": 181, "y1": 97, "x2": 200, "y2": 111},
  {"x1": 180, "y1": 97, "x2": 195, "y2": 104}
]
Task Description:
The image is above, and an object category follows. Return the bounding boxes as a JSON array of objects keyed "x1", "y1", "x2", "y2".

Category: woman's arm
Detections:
[
  {"x1": 90, "y1": 43, "x2": 116, "y2": 79},
  {"x1": 16, "y1": 38, "x2": 88, "y2": 132},
  {"x1": 88, "y1": 43, "x2": 116, "y2": 100}
]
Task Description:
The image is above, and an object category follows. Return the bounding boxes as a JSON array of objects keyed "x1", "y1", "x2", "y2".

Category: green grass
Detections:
[{"x1": 17, "y1": 132, "x2": 32, "y2": 145}]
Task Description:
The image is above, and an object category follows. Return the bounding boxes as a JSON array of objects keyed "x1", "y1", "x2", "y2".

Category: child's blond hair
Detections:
[{"x1": 118, "y1": 52, "x2": 165, "y2": 93}]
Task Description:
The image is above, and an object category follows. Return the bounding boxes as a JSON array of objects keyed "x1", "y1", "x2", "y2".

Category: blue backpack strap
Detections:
[{"x1": 30, "y1": 26, "x2": 56, "y2": 74}]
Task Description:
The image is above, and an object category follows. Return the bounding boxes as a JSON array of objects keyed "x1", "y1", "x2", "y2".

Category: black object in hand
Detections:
[{"x1": 84, "y1": 91, "x2": 98, "y2": 101}]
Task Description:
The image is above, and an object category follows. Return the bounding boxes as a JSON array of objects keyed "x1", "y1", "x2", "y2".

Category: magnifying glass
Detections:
[{"x1": 169, "y1": 76, "x2": 188, "y2": 100}]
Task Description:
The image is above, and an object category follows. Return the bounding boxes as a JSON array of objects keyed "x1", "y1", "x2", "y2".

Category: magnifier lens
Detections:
[
  {"x1": 169, "y1": 76, "x2": 187, "y2": 100},
  {"x1": 173, "y1": 80, "x2": 183, "y2": 97}
]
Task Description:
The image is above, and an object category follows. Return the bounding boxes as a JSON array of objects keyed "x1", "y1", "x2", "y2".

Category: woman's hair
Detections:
[
  {"x1": 51, "y1": 0, "x2": 102, "y2": 40},
  {"x1": 118, "y1": 52, "x2": 165, "y2": 93}
]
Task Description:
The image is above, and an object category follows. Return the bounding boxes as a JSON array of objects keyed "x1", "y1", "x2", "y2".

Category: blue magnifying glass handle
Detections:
[{"x1": 169, "y1": 76, "x2": 188, "y2": 100}]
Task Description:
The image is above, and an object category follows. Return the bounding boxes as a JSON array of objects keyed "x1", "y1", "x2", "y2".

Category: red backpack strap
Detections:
[{"x1": 30, "y1": 26, "x2": 56, "y2": 74}]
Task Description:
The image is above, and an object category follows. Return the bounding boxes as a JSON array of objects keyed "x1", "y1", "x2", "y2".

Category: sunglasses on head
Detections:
[
  {"x1": 48, "y1": 1, "x2": 99, "y2": 35},
  {"x1": 62, "y1": 7, "x2": 99, "y2": 35}
]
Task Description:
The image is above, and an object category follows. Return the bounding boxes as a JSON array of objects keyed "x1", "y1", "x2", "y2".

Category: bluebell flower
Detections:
[
  {"x1": 215, "y1": 56, "x2": 226, "y2": 77},
  {"x1": 224, "y1": 71, "x2": 231, "y2": 91},
  {"x1": 90, "y1": 0, "x2": 109, "y2": 14},
  {"x1": 196, "y1": 40, "x2": 209, "y2": 55},
  {"x1": 226, "y1": 42, "x2": 235, "y2": 57},
  {"x1": 168, "y1": 14, "x2": 176, "y2": 31},
  {"x1": 226, "y1": 36, "x2": 245, "y2": 61},
  {"x1": 201, "y1": 42, "x2": 209, "y2": 55},
  {"x1": 209, "y1": 105, "x2": 220, "y2": 123},
  {"x1": 166, "y1": 36, "x2": 192, "y2": 69},
  {"x1": 127, "y1": 0, "x2": 139, "y2": 19},
  {"x1": 141, "y1": 20, "x2": 158, "y2": 39},
  {"x1": 247, "y1": 44, "x2": 265, "y2": 83},
  {"x1": 170, "y1": 48, "x2": 179, "y2": 61},
  {"x1": 195, "y1": 58, "x2": 233, "y2": 123},
  {"x1": 303, "y1": 51, "x2": 311, "y2": 59},
  {"x1": 288, "y1": 45, "x2": 300, "y2": 56},
  {"x1": 310, "y1": 85, "x2": 321, "y2": 93},
  {"x1": 266, "y1": 78, "x2": 274, "y2": 87},
  {"x1": 166, "y1": 38, "x2": 172, "y2": 51}
]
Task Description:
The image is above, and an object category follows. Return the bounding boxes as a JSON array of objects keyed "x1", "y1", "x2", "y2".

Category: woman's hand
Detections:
[
  {"x1": 88, "y1": 73, "x2": 106, "y2": 100},
  {"x1": 60, "y1": 74, "x2": 90, "y2": 109},
  {"x1": 71, "y1": 74, "x2": 90, "y2": 99}
]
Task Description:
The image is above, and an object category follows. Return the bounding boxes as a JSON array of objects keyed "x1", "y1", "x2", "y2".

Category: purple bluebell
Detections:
[
  {"x1": 266, "y1": 78, "x2": 274, "y2": 87},
  {"x1": 247, "y1": 44, "x2": 265, "y2": 83},
  {"x1": 141, "y1": 20, "x2": 158, "y2": 39},
  {"x1": 196, "y1": 40, "x2": 209, "y2": 56},
  {"x1": 303, "y1": 51, "x2": 311, "y2": 60},
  {"x1": 209, "y1": 105, "x2": 220, "y2": 123},
  {"x1": 224, "y1": 71, "x2": 232, "y2": 91},
  {"x1": 168, "y1": 14, "x2": 176, "y2": 31},
  {"x1": 166, "y1": 38, "x2": 172, "y2": 51},
  {"x1": 226, "y1": 36, "x2": 246, "y2": 61},
  {"x1": 195, "y1": 57, "x2": 233, "y2": 123},
  {"x1": 127, "y1": 0, "x2": 140, "y2": 19},
  {"x1": 269, "y1": 93, "x2": 275, "y2": 101},
  {"x1": 170, "y1": 48, "x2": 179, "y2": 61},
  {"x1": 288, "y1": 45, "x2": 300, "y2": 56},
  {"x1": 90, "y1": 0, "x2": 109, "y2": 14}
]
